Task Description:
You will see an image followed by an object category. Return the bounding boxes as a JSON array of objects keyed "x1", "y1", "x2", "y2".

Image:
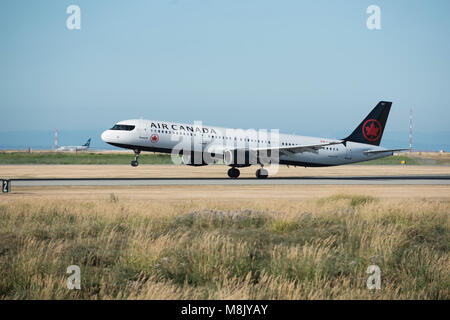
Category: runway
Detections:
[{"x1": 8, "y1": 175, "x2": 450, "y2": 186}]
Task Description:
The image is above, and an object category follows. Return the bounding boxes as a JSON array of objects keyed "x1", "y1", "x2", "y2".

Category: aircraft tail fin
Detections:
[
  {"x1": 83, "y1": 138, "x2": 91, "y2": 147},
  {"x1": 343, "y1": 101, "x2": 391, "y2": 146}
]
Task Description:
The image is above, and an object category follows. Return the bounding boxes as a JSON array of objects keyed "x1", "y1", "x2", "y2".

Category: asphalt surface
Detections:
[{"x1": 7, "y1": 175, "x2": 450, "y2": 186}]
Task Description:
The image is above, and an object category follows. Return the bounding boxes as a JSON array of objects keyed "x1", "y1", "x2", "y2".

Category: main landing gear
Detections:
[
  {"x1": 131, "y1": 149, "x2": 140, "y2": 167},
  {"x1": 255, "y1": 167, "x2": 268, "y2": 179},
  {"x1": 227, "y1": 167, "x2": 240, "y2": 179},
  {"x1": 227, "y1": 166, "x2": 269, "y2": 179}
]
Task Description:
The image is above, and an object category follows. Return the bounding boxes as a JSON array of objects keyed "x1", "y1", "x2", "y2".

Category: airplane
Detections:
[
  {"x1": 57, "y1": 138, "x2": 91, "y2": 152},
  {"x1": 101, "y1": 101, "x2": 407, "y2": 179}
]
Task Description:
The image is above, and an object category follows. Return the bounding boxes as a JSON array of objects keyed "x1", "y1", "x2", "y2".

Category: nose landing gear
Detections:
[{"x1": 131, "y1": 149, "x2": 140, "y2": 167}]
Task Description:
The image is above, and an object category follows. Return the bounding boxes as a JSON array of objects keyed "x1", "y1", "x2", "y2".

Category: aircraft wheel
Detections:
[
  {"x1": 227, "y1": 167, "x2": 240, "y2": 179},
  {"x1": 256, "y1": 168, "x2": 268, "y2": 179},
  {"x1": 131, "y1": 149, "x2": 140, "y2": 167}
]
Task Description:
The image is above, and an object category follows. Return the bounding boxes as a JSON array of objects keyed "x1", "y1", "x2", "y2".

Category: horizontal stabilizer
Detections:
[{"x1": 364, "y1": 148, "x2": 409, "y2": 154}]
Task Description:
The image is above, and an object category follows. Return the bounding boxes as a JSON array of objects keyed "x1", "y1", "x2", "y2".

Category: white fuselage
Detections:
[
  {"x1": 101, "y1": 119, "x2": 394, "y2": 167},
  {"x1": 57, "y1": 146, "x2": 89, "y2": 152}
]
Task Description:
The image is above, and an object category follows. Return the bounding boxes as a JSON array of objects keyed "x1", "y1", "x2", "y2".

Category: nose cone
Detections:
[{"x1": 101, "y1": 130, "x2": 111, "y2": 143}]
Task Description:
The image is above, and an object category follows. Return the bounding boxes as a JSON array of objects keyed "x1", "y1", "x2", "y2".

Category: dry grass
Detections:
[{"x1": 0, "y1": 191, "x2": 449, "y2": 300}]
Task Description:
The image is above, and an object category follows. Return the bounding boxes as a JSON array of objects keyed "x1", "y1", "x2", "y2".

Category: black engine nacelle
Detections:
[
  {"x1": 223, "y1": 149, "x2": 275, "y2": 167},
  {"x1": 223, "y1": 149, "x2": 256, "y2": 167},
  {"x1": 181, "y1": 152, "x2": 209, "y2": 166}
]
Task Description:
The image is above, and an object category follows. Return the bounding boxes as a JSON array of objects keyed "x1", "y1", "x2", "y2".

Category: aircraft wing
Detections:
[
  {"x1": 363, "y1": 148, "x2": 409, "y2": 154},
  {"x1": 251, "y1": 140, "x2": 344, "y2": 156}
]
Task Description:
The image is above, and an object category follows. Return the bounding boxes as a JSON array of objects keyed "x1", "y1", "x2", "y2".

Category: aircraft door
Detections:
[{"x1": 137, "y1": 125, "x2": 149, "y2": 143}]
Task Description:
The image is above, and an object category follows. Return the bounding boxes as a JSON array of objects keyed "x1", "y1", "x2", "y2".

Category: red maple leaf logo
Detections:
[
  {"x1": 365, "y1": 123, "x2": 379, "y2": 137},
  {"x1": 151, "y1": 134, "x2": 159, "y2": 143},
  {"x1": 362, "y1": 119, "x2": 382, "y2": 142}
]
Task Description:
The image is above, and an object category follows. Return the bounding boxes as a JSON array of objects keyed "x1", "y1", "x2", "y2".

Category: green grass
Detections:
[
  {"x1": 360, "y1": 154, "x2": 450, "y2": 165},
  {"x1": 357, "y1": 155, "x2": 420, "y2": 165},
  {"x1": 0, "y1": 152, "x2": 173, "y2": 165},
  {"x1": 1, "y1": 152, "x2": 448, "y2": 166}
]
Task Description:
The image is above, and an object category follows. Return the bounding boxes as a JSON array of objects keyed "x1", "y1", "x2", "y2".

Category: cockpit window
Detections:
[{"x1": 111, "y1": 124, "x2": 135, "y2": 131}]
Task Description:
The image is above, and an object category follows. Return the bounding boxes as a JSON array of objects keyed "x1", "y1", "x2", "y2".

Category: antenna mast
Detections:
[
  {"x1": 409, "y1": 108, "x2": 412, "y2": 153},
  {"x1": 54, "y1": 128, "x2": 58, "y2": 150}
]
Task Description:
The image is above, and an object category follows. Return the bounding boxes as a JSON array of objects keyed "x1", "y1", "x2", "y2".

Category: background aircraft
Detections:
[{"x1": 57, "y1": 138, "x2": 91, "y2": 152}]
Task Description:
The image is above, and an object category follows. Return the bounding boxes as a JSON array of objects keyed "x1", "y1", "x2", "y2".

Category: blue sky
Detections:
[{"x1": 1, "y1": 0, "x2": 449, "y2": 150}]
